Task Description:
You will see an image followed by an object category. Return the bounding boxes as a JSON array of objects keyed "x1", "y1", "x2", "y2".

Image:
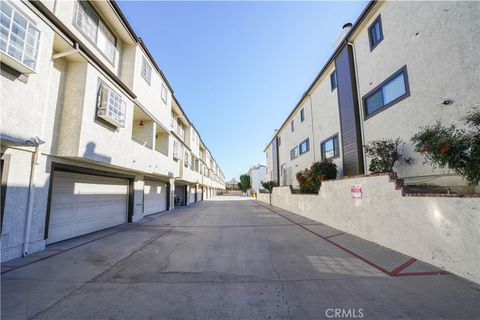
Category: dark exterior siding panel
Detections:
[{"x1": 334, "y1": 45, "x2": 364, "y2": 176}]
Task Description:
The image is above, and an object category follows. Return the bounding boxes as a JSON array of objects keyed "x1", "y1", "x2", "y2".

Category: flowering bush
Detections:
[
  {"x1": 411, "y1": 108, "x2": 480, "y2": 186},
  {"x1": 363, "y1": 138, "x2": 411, "y2": 173},
  {"x1": 296, "y1": 160, "x2": 337, "y2": 194}
]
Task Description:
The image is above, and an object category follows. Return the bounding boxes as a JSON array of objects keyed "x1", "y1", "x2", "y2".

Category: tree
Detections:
[
  {"x1": 238, "y1": 174, "x2": 251, "y2": 193},
  {"x1": 261, "y1": 180, "x2": 278, "y2": 205},
  {"x1": 261, "y1": 180, "x2": 277, "y2": 193}
]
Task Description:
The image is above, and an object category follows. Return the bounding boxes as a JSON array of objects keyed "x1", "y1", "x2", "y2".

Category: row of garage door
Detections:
[{"x1": 47, "y1": 171, "x2": 169, "y2": 244}]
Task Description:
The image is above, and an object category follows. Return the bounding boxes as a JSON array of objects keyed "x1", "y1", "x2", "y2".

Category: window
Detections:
[
  {"x1": 300, "y1": 108, "x2": 305, "y2": 122},
  {"x1": 290, "y1": 146, "x2": 298, "y2": 160},
  {"x1": 0, "y1": 1, "x2": 41, "y2": 70},
  {"x1": 368, "y1": 15, "x2": 383, "y2": 50},
  {"x1": 363, "y1": 66, "x2": 409, "y2": 118},
  {"x1": 96, "y1": 81, "x2": 126, "y2": 127},
  {"x1": 299, "y1": 138, "x2": 310, "y2": 155},
  {"x1": 330, "y1": 70, "x2": 337, "y2": 90},
  {"x1": 141, "y1": 56, "x2": 151, "y2": 84},
  {"x1": 291, "y1": 120, "x2": 295, "y2": 132},
  {"x1": 184, "y1": 151, "x2": 189, "y2": 167},
  {"x1": 173, "y1": 140, "x2": 180, "y2": 159},
  {"x1": 321, "y1": 134, "x2": 339, "y2": 160},
  {"x1": 161, "y1": 83, "x2": 167, "y2": 103},
  {"x1": 74, "y1": 1, "x2": 116, "y2": 63},
  {"x1": 176, "y1": 120, "x2": 184, "y2": 138}
]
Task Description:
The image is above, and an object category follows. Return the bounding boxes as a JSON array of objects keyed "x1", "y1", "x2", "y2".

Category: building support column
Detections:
[{"x1": 169, "y1": 178, "x2": 175, "y2": 210}]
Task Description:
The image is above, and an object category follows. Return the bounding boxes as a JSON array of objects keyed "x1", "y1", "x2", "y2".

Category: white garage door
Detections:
[
  {"x1": 189, "y1": 186, "x2": 196, "y2": 204},
  {"x1": 47, "y1": 171, "x2": 128, "y2": 244},
  {"x1": 144, "y1": 180, "x2": 167, "y2": 215}
]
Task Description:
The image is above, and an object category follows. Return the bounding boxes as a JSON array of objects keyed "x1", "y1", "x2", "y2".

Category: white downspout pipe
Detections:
[{"x1": 22, "y1": 142, "x2": 41, "y2": 256}]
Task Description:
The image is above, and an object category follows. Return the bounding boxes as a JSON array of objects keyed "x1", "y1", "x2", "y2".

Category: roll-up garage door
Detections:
[
  {"x1": 189, "y1": 186, "x2": 196, "y2": 204},
  {"x1": 144, "y1": 180, "x2": 168, "y2": 215},
  {"x1": 47, "y1": 171, "x2": 128, "y2": 244}
]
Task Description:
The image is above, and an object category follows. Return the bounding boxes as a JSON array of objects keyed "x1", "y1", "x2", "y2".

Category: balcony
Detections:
[{"x1": 132, "y1": 106, "x2": 154, "y2": 149}]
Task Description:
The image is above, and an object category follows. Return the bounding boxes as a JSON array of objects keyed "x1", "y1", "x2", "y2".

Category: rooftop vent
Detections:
[{"x1": 333, "y1": 22, "x2": 353, "y2": 50}]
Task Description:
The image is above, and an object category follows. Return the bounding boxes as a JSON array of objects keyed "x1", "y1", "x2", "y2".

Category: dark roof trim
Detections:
[
  {"x1": 27, "y1": 0, "x2": 136, "y2": 99},
  {"x1": 108, "y1": 0, "x2": 138, "y2": 40},
  {"x1": 265, "y1": 0, "x2": 377, "y2": 149}
]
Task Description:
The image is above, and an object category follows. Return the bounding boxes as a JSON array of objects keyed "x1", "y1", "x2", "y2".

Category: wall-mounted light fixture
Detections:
[
  {"x1": 139, "y1": 120, "x2": 144, "y2": 127},
  {"x1": 442, "y1": 99, "x2": 453, "y2": 105}
]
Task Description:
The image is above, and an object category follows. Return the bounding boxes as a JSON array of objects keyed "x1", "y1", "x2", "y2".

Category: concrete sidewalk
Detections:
[{"x1": 2, "y1": 197, "x2": 479, "y2": 319}]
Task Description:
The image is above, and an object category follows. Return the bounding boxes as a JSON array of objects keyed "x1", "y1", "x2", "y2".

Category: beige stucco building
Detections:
[
  {"x1": 0, "y1": 0, "x2": 225, "y2": 261},
  {"x1": 265, "y1": 0, "x2": 479, "y2": 189}
]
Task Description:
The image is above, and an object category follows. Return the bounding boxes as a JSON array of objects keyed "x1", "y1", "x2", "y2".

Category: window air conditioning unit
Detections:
[{"x1": 97, "y1": 84, "x2": 126, "y2": 128}]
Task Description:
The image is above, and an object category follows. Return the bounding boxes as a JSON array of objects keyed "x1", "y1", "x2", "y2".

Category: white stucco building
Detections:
[
  {"x1": 248, "y1": 165, "x2": 267, "y2": 193},
  {"x1": 265, "y1": 0, "x2": 479, "y2": 190},
  {"x1": 0, "y1": 0, "x2": 225, "y2": 262}
]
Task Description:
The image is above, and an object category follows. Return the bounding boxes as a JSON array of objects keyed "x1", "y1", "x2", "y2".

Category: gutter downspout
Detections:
[
  {"x1": 347, "y1": 41, "x2": 367, "y2": 174},
  {"x1": 308, "y1": 94, "x2": 317, "y2": 162},
  {"x1": 22, "y1": 144, "x2": 41, "y2": 256}
]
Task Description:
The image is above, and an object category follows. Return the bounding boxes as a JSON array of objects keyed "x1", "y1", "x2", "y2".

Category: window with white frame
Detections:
[
  {"x1": 173, "y1": 140, "x2": 180, "y2": 159},
  {"x1": 0, "y1": 1, "x2": 41, "y2": 70},
  {"x1": 141, "y1": 56, "x2": 151, "y2": 84},
  {"x1": 96, "y1": 81, "x2": 126, "y2": 127},
  {"x1": 161, "y1": 83, "x2": 167, "y2": 103},
  {"x1": 184, "y1": 151, "x2": 190, "y2": 167},
  {"x1": 170, "y1": 112, "x2": 175, "y2": 128},
  {"x1": 74, "y1": 0, "x2": 116, "y2": 63}
]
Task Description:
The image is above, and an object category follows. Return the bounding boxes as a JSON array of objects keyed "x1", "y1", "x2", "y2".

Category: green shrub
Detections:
[
  {"x1": 363, "y1": 138, "x2": 411, "y2": 173},
  {"x1": 296, "y1": 160, "x2": 338, "y2": 194},
  {"x1": 411, "y1": 108, "x2": 480, "y2": 185}
]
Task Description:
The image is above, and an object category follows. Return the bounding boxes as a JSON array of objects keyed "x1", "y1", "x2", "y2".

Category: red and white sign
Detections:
[{"x1": 351, "y1": 185, "x2": 362, "y2": 199}]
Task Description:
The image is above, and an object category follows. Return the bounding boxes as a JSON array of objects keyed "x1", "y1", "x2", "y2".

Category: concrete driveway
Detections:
[{"x1": 2, "y1": 196, "x2": 479, "y2": 319}]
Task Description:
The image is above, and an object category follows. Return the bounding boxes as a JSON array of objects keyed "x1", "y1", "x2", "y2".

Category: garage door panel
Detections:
[
  {"x1": 47, "y1": 171, "x2": 128, "y2": 244},
  {"x1": 144, "y1": 180, "x2": 167, "y2": 215}
]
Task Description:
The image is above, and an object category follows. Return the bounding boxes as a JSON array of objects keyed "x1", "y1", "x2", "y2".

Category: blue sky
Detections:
[{"x1": 117, "y1": 1, "x2": 368, "y2": 181}]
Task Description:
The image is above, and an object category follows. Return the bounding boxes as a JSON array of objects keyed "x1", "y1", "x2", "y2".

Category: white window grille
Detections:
[
  {"x1": 74, "y1": 1, "x2": 116, "y2": 63},
  {"x1": 0, "y1": 1, "x2": 41, "y2": 70},
  {"x1": 141, "y1": 56, "x2": 151, "y2": 84},
  {"x1": 173, "y1": 141, "x2": 180, "y2": 160},
  {"x1": 96, "y1": 81, "x2": 126, "y2": 127}
]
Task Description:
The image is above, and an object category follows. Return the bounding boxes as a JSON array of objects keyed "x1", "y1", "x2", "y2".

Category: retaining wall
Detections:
[{"x1": 257, "y1": 174, "x2": 480, "y2": 283}]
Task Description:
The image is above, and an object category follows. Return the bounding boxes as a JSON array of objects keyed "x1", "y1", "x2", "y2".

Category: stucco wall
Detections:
[
  {"x1": 0, "y1": 1, "x2": 55, "y2": 144},
  {"x1": 310, "y1": 63, "x2": 344, "y2": 176},
  {"x1": 352, "y1": 1, "x2": 480, "y2": 182},
  {"x1": 132, "y1": 46, "x2": 172, "y2": 129},
  {"x1": 257, "y1": 175, "x2": 480, "y2": 284}
]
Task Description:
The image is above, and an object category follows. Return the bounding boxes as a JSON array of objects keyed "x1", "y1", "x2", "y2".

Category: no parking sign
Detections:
[{"x1": 351, "y1": 185, "x2": 362, "y2": 199}]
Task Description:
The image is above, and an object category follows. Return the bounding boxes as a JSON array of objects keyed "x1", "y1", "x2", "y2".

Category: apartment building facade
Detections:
[
  {"x1": 0, "y1": 0, "x2": 225, "y2": 261},
  {"x1": 247, "y1": 164, "x2": 266, "y2": 194},
  {"x1": 265, "y1": 0, "x2": 479, "y2": 189}
]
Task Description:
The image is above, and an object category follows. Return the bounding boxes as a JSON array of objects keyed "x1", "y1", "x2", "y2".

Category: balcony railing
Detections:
[{"x1": 132, "y1": 136, "x2": 152, "y2": 149}]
